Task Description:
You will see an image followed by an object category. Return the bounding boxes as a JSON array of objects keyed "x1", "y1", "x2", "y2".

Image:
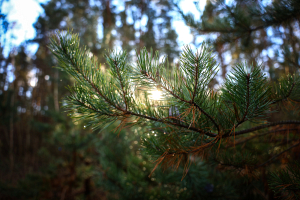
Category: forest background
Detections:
[{"x1": 0, "y1": 0, "x2": 300, "y2": 199}]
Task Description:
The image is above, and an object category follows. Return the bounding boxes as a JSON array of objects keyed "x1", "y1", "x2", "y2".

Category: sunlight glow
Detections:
[
  {"x1": 150, "y1": 89, "x2": 163, "y2": 101},
  {"x1": 29, "y1": 77, "x2": 38, "y2": 87},
  {"x1": 28, "y1": 70, "x2": 38, "y2": 87}
]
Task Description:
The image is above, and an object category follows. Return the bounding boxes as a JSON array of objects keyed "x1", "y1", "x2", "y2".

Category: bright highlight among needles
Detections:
[{"x1": 150, "y1": 89, "x2": 163, "y2": 101}]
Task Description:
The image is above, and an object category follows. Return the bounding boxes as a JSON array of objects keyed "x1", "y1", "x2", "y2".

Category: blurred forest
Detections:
[{"x1": 0, "y1": 0, "x2": 300, "y2": 199}]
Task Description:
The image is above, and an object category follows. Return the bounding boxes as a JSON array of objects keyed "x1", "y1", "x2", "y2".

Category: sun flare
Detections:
[{"x1": 150, "y1": 89, "x2": 163, "y2": 101}]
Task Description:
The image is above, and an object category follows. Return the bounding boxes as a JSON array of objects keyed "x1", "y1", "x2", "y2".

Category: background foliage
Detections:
[{"x1": 0, "y1": 0, "x2": 300, "y2": 199}]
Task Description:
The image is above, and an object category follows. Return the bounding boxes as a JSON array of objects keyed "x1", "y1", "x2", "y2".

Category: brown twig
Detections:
[{"x1": 233, "y1": 121, "x2": 300, "y2": 137}]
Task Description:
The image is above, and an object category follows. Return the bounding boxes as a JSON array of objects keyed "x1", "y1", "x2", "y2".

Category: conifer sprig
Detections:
[{"x1": 220, "y1": 64, "x2": 273, "y2": 137}]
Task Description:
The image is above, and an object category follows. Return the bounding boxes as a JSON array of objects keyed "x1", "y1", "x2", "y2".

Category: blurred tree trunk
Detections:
[
  {"x1": 9, "y1": 82, "x2": 14, "y2": 174},
  {"x1": 54, "y1": 70, "x2": 59, "y2": 112}
]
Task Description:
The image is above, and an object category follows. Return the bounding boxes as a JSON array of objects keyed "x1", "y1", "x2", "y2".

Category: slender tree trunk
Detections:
[
  {"x1": 18, "y1": 117, "x2": 22, "y2": 163},
  {"x1": 25, "y1": 112, "x2": 31, "y2": 172},
  {"x1": 289, "y1": 24, "x2": 299, "y2": 69},
  {"x1": 139, "y1": 0, "x2": 144, "y2": 50},
  {"x1": 54, "y1": 70, "x2": 59, "y2": 112},
  {"x1": 9, "y1": 83, "x2": 14, "y2": 174},
  {"x1": 217, "y1": 49, "x2": 226, "y2": 79}
]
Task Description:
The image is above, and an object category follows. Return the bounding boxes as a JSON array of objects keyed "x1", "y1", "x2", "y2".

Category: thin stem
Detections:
[
  {"x1": 192, "y1": 102, "x2": 220, "y2": 133},
  {"x1": 241, "y1": 74, "x2": 250, "y2": 122},
  {"x1": 165, "y1": 139, "x2": 217, "y2": 155},
  {"x1": 192, "y1": 59, "x2": 199, "y2": 102},
  {"x1": 114, "y1": 60, "x2": 128, "y2": 111},
  {"x1": 126, "y1": 110, "x2": 218, "y2": 137},
  {"x1": 223, "y1": 74, "x2": 250, "y2": 137}
]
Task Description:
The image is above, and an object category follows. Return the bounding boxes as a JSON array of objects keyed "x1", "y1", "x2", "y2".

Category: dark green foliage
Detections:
[
  {"x1": 221, "y1": 64, "x2": 271, "y2": 124},
  {"x1": 269, "y1": 162, "x2": 300, "y2": 199}
]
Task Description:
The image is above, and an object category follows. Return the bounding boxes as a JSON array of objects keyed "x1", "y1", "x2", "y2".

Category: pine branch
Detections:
[
  {"x1": 50, "y1": 31, "x2": 300, "y2": 179},
  {"x1": 74, "y1": 99, "x2": 121, "y2": 117},
  {"x1": 59, "y1": 40, "x2": 123, "y2": 112},
  {"x1": 273, "y1": 82, "x2": 296, "y2": 104},
  {"x1": 225, "y1": 5, "x2": 249, "y2": 31},
  {"x1": 126, "y1": 110, "x2": 217, "y2": 138},
  {"x1": 222, "y1": 74, "x2": 251, "y2": 138},
  {"x1": 165, "y1": 139, "x2": 217, "y2": 155},
  {"x1": 177, "y1": 0, "x2": 300, "y2": 39},
  {"x1": 257, "y1": 142, "x2": 300, "y2": 168},
  {"x1": 53, "y1": 35, "x2": 218, "y2": 137},
  {"x1": 233, "y1": 120, "x2": 300, "y2": 137},
  {"x1": 233, "y1": 128, "x2": 299, "y2": 146},
  {"x1": 221, "y1": 64, "x2": 272, "y2": 137}
]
